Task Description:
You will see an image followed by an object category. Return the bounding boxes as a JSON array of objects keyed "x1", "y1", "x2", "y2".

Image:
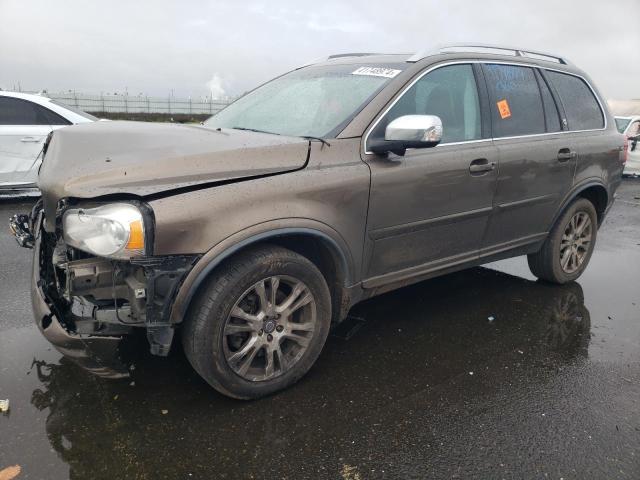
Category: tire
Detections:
[
  {"x1": 182, "y1": 245, "x2": 331, "y2": 399},
  {"x1": 528, "y1": 198, "x2": 598, "y2": 284}
]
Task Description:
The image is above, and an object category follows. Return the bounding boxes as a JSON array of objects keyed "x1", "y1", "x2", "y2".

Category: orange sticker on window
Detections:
[{"x1": 497, "y1": 99, "x2": 511, "y2": 119}]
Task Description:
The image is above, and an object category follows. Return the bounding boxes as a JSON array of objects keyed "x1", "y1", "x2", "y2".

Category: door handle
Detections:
[
  {"x1": 20, "y1": 137, "x2": 41, "y2": 143},
  {"x1": 469, "y1": 158, "x2": 496, "y2": 175},
  {"x1": 557, "y1": 148, "x2": 577, "y2": 162}
]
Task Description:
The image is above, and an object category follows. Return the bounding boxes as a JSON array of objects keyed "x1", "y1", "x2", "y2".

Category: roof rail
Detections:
[
  {"x1": 407, "y1": 43, "x2": 571, "y2": 65},
  {"x1": 298, "y1": 52, "x2": 381, "y2": 69},
  {"x1": 327, "y1": 52, "x2": 379, "y2": 60}
]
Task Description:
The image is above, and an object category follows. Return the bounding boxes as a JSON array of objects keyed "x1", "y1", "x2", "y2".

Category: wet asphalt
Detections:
[{"x1": 0, "y1": 180, "x2": 639, "y2": 480}]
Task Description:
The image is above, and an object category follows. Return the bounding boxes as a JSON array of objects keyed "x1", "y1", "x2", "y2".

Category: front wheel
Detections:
[
  {"x1": 182, "y1": 245, "x2": 331, "y2": 399},
  {"x1": 528, "y1": 198, "x2": 598, "y2": 284}
]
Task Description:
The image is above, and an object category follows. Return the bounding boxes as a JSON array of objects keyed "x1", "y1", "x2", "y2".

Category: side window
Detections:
[
  {"x1": 537, "y1": 73, "x2": 561, "y2": 132},
  {"x1": 371, "y1": 64, "x2": 481, "y2": 144},
  {"x1": 0, "y1": 97, "x2": 39, "y2": 125},
  {"x1": 483, "y1": 64, "x2": 546, "y2": 137},
  {"x1": 545, "y1": 71, "x2": 604, "y2": 131},
  {"x1": 0, "y1": 97, "x2": 64, "y2": 126}
]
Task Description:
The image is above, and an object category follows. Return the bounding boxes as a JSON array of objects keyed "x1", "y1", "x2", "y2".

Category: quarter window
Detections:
[
  {"x1": 545, "y1": 71, "x2": 604, "y2": 131},
  {"x1": 370, "y1": 64, "x2": 481, "y2": 144},
  {"x1": 483, "y1": 64, "x2": 546, "y2": 137},
  {"x1": 39, "y1": 106, "x2": 71, "y2": 125}
]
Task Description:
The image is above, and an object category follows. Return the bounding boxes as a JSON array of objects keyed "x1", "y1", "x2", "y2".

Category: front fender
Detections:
[{"x1": 168, "y1": 219, "x2": 355, "y2": 324}]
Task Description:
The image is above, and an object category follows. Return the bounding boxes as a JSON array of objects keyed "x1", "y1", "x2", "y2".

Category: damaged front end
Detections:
[{"x1": 11, "y1": 200, "x2": 199, "y2": 370}]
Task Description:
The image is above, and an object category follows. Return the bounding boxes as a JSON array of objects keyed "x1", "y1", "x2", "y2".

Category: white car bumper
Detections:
[{"x1": 623, "y1": 151, "x2": 640, "y2": 176}]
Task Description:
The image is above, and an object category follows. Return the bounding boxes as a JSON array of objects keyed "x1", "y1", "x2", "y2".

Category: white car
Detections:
[
  {"x1": 615, "y1": 115, "x2": 640, "y2": 176},
  {"x1": 0, "y1": 91, "x2": 96, "y2": 193}
]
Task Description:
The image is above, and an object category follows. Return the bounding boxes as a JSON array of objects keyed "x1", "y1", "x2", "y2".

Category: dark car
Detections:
[{"x1": 11, "y1": 44, "x2": 624, "y2": 399}]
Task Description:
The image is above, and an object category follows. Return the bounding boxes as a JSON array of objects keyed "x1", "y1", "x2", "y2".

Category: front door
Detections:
[{"x1": 363, "y1": 63, "x2": 497, "y2": 286}]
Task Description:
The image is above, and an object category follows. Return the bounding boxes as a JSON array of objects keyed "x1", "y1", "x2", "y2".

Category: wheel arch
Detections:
[
  {"x1": 170, "y1": 225, "x2": 355, "y2": 325},
  {"x1": 550, "y1": 180, "x2": 609, "y2": 229}
]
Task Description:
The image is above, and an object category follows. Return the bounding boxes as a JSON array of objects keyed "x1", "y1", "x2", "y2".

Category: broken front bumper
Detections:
[
  {"x1": 15, "y1": 208, "x2": 199, "y2": 370},
  {"x1": 30, "y1": 220, "x2": 130, "y2": 378}
]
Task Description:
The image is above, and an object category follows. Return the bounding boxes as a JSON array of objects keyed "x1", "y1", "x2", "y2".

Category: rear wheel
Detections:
[
  {"x1": 182, "y1": 245, "x2": 331, "y2": 399},
  {"x1": 528, "y1": 198, "x2": 598, "y2": 284}
]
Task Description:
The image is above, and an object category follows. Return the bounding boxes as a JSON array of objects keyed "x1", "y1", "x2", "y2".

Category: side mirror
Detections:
[{"x1": 368, "y1": 115, "x2": 443, "y2": 156}]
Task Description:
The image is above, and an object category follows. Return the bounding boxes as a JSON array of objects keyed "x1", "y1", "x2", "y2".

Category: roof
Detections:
[{"x1": 0, "y1": 90, "x2": 54, "y2": 104}]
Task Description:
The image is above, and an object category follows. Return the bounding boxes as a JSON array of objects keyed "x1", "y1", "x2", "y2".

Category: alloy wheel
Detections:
[
  {"x1": 559, "y1": 211, "x2": 592, "y2": 274},
  {"x1": 222, "y1": 275, "x2": 317, "y2": 381}
]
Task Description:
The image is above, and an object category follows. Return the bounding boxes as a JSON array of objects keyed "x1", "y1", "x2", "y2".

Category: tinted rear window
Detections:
[
  {"x1": 545, "y1": 71, "x2": 604, "y2": 131},
  {"x1": 483, "y1": 64, "x2": 546, "y2": 137},
  {"x1": 39, "y1": 106, "x2": 71, "y2": 125}
]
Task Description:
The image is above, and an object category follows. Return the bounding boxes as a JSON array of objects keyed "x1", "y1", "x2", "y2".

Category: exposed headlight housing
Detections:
[{"x1": 63, "y1": 203, "x2": 149, "y2": 259}]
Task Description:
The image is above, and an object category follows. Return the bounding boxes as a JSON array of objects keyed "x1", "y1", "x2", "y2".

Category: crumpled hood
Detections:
[{"x1": 38, "y1": 120, "x2": 310, "y2": 225}]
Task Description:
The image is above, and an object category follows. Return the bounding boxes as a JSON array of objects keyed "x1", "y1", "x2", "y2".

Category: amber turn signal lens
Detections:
[{"x1": 126, "y1": 220, "x2": 145, "y2": 250}]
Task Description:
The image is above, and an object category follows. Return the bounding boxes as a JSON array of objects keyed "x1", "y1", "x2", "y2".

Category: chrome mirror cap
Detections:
[{"x1": 385, "y1": 115, "x2": 443, "y2": 143}]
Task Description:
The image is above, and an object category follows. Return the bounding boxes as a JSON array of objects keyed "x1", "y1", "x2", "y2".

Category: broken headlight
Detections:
[{"x1": 63, "y1": 203, "x2": 149, "y2": 259}]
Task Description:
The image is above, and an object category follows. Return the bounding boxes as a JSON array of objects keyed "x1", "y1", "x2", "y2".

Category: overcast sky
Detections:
[{"x1": 1, "y1": 0, "x2": 638, "y2": 100}]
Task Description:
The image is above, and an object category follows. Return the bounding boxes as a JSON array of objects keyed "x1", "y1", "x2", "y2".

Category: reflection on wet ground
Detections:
[{"x1": 1, "y1": 181, "x2": 639, "y2": 479}]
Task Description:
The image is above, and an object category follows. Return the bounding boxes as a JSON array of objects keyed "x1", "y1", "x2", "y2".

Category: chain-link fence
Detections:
[{"x1": 39, "y1": 91, "x2": 233, "y2": 115}]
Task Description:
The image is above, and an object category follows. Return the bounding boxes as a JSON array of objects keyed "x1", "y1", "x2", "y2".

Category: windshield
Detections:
[
  {"x1": 615, "y1": 117, "x2": 631, "y2": 134},
  {"x1": 205, "y1": 63, "x2": 406, "y2": 138}
]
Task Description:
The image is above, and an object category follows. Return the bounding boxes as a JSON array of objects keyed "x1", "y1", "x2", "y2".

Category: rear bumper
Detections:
[{"x1": 31, "y1": 226, "x2": 130, "y2": 378}]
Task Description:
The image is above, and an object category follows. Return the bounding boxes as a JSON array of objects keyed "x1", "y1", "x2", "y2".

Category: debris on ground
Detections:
[
  {"x1": 0, "y1": 465, "x2": 21, "y2": 480},
  {"x1": 340, "y1": 464, "x2": 361, "y2": 480},
  {"x1": 161, "y1": 409, "x2": 169, "y2": 415},
  {"x1": 0, "y1": 399, "x2": 9, "y2": 413},
  {"x1": 487, "y1": 315, "x2": 495, "y2": 322}
]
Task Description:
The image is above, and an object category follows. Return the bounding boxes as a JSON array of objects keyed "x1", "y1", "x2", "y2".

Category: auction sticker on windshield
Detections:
[{"x1": 351, "y1": 66, "x2": 402, "y2": 78}]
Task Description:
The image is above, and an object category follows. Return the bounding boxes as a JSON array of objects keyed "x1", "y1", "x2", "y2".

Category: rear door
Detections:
[
  {"x1": 480, "y1": 63, "x2": 576, "y2": 252},
  {"x1": 0, "y1": 97, "x2": 66, "y2": 187}
]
